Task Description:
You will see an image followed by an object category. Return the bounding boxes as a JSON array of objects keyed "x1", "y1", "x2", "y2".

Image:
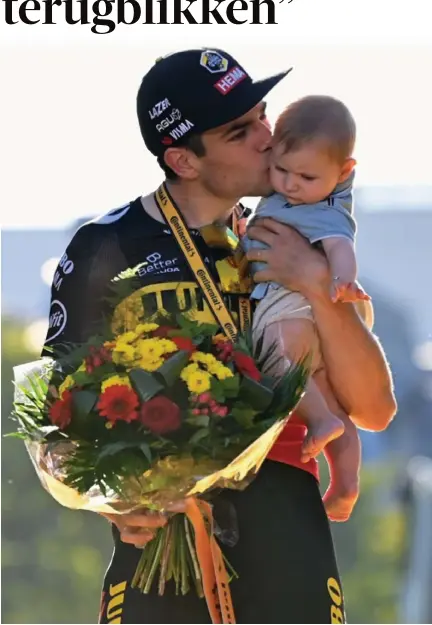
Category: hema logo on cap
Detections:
[
  {"x1": 214, "y1": 66, "x2": 247, "y2": 95},
  {"x1": 200, "y1": 50, "x2": 229, "y2": 74}
]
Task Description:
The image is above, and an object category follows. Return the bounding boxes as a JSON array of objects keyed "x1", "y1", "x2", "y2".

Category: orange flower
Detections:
[
  {"x1": 97, "y1": 385, "x2": 139, "y2": 424},
  {"x1": 49, "y1": 390, "x2": 73, "y2": 429}
]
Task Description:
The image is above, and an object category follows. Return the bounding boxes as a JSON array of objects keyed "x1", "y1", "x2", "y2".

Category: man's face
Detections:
[{"x1": 196, "y1": 103, "x2": 273, "y2": 201}]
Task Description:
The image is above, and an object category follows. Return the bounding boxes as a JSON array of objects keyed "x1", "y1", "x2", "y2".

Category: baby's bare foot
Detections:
[
  {"x1": 301, "y1": 417, "x2": 345, "y2": 463},
  {"x1": 323, "y1": 483, "x2": 359, "y2": 522}
]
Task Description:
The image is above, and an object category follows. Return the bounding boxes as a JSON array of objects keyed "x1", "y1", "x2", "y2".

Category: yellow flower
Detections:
[
  {"x1": 77, "y1": 360, "x2": 86, "y2": 372},
  {"x1": 116, "y1": 331, "x2": 138, "y2": 345},
  {"x1": 59, "y1": 375, "x2": 75, "y2": 398},
  {"x1": 112, "y1": 343, "x2": 136, "y2": 365},
  {"x1": 180, "y1": 363, "x2": 200, "y2": 382},
  {"x1": 210, "y1": 365, "x2": 234, "y2": 381},
  {"x1": 186, "y1": 371, "x2": 211, "y2": 394},
  {"x1": 158, "y1": 339, "x2": 178, "y2": 355},
  {"x1": 101, "y1": 375, "x2": 131, "y2": 393},
  {"x1": 135, "y1": 338, "x2": 165, "y2": 361},
  {"x1": 191, "y1": 352, "x2": 218, "y2": 367},
  {"x1": 135, "y1": 323, "x2": 159, "y2": 335},
  {"x1": 138, "y1": 358, "x2": 164, "y2": 372}
]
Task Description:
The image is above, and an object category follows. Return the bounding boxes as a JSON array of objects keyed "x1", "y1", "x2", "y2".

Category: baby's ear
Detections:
[{"x1": 338, "y1": 157, "x2": 356, "y2": 182}]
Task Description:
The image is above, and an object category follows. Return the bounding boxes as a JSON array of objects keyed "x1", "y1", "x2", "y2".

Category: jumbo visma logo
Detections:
[
  {"x1": 327, "y1": 577, "x2": 345, "y2": 624},
  {"x1": 100, "y1": 579, "x2": 127, "y2": 623},
  {"x1": 111, "y1": 281, "x2": 245, "y2": 335}
]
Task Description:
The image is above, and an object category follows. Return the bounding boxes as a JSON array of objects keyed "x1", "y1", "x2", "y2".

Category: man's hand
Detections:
[
  {"x1": 245, "y1": 218, "x2": 329, "y2": 298},
  {"x1": 100, "y1": 501, "x2": 186, "y2": 548}
]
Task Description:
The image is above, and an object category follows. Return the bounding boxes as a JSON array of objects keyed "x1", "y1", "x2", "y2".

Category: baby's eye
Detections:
[{"x1": 301, "y1": 174, "x2": 316, "y2": 181}]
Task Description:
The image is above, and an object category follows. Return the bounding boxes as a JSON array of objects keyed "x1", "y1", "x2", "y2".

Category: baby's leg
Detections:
[
  {"x1": 314, "y1": 368, "x2": 361, "y2": 522},
  {"x1": 260, "y1": 318, "x2": 344, "y2": 461}
]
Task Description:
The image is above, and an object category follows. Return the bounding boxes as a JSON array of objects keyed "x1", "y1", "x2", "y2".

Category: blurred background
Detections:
[{"x1": 2, "y1": 2, "x2": 432, "y2": 622}]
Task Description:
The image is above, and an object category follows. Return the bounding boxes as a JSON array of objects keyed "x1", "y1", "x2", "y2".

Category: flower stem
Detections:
[{"x1": 143, "y1": 528, "x2": 166, "y2": 594}]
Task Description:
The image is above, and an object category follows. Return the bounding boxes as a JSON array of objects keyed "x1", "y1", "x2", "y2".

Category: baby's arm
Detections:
[{"x1": 321, "y1": 237, "x2": 370, "y2": 303}]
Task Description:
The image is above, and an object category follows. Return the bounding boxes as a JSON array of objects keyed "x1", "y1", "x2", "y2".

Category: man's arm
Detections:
[
  {"x1": 41, "y1": 224, "x2": 108, "y2": 355},
  {"x1": 308, "y1": 292, "x2": 396, "y2": 430},
  {"x1": 246, "y1": 218, "x2": 397, "y2": 431}
]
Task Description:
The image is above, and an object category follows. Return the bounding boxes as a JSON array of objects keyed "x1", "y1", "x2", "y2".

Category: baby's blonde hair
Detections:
[{"x1": 274, "y1": 95, "x2": 356, "y2": 165}]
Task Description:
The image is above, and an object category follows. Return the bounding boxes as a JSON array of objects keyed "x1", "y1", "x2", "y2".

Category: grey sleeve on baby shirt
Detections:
[{"x1": 252, "y1": 189, "x2": 357, "y2": 245}]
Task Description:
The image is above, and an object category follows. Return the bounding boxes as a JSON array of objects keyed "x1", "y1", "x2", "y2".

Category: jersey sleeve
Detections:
[{"x1": 41, "y1": 223, "x2": 122, "y2": 358}]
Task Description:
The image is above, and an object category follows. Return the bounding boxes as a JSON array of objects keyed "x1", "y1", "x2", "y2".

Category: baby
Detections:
[{"x1": 242, "y1": 95, "x2": 371, "y2": 521}]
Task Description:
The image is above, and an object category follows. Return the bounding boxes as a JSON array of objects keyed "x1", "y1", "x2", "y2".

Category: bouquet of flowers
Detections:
[{"x1": 10, "y1": 265, "x2": 308, "y2": 623}]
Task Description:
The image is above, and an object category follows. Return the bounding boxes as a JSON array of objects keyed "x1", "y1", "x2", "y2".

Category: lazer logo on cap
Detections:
[
  {"x1": 214, "y1": 66, "x2": 247, "y2": 95},
  {"x1": 149, "y1": 98, "x2": 171, "y2": 119},
  {"x1": 200, "y1": 50, "x2": 229, "y2": 74}
]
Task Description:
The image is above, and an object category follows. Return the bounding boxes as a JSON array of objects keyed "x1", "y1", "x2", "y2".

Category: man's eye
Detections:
[{"x1": 229, "y1": 130, "x2": 247, "y2": 141}]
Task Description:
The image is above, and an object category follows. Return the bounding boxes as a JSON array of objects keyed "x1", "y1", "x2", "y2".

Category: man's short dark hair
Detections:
[{"x1": 157, "y1": 134, "x2": 207, "y2": 180}]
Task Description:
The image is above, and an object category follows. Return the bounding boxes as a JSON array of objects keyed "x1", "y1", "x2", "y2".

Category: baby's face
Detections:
[{"x1": 269, "y1": 141, "x2": 346, "y2": 205}]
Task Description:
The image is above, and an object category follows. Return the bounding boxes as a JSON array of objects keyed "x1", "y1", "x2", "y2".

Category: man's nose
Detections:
[{"x1": 257, "y1": 121, "x2": 272, "y2": 152}]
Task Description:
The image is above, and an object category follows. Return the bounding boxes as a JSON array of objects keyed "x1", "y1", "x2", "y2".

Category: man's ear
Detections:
[
  {"x1": 163, "y1": 147, "x2": 200, "y2": 180},
  {"x1": 338, "y1": 157, "x2": 357, "y2": 183}
]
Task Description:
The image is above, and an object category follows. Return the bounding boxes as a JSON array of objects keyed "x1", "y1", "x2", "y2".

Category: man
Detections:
[{"x1": 42, "y1": 48, "x2": 396, "y2": 624}]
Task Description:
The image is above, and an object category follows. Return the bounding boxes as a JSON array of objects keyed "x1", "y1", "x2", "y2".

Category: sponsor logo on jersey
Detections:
[
  {"x1": 53, "y1": 252, "x2": 75, "y2": 291},
  {"x1": 45, "y1": 300, "x2": 67, "y2": 343},
  {"x1": 137, "y1": 252, "x2": 180, "y2": 278}
]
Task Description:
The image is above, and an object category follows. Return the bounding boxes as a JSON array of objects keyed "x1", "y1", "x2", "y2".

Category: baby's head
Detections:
[{"x1": 270, "y1": 95, "x2": 356, "y2": 205}]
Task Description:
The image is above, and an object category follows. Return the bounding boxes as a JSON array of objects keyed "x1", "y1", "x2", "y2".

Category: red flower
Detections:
[
  {"x1": 49, "y1": 390, "x2": 73, "y2": 429},
  {"x1": 170, "y1": 336, "x2": 197, "y2": 355},
  {"x1": 139, "y1": 396, "x2": 181, "y2": 435},
  {"x1": 152, "y1": 326, "x2": 175, "y2": 338},
  {"x1": 97, "y1": 385, "x2": 139, "y2": 424},
  {"x1": 85, "y1": 346, "x2": 112, "y2": 373},
  {"x1": 215, "y1": 340, "x2": 233, "y2": 363},
  {"x1": 232, "y1": 351, "x2": 261, "y2": 382}
]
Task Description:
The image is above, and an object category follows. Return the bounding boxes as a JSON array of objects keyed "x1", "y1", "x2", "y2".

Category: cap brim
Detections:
[
  {"x1": 202, "y1": 67, "x2": 293, "y2": 133},
  {"x1": 253, "y1": 67, "x2": 293, "y2": 100}
]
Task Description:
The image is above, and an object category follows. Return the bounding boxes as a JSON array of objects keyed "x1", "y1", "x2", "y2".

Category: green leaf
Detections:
[
  {"x1": 139, "y1": 442, "x2": 152, "y2": 463},
  {"x1": 239, "y1": 375, "x2": 274, "y2": 412},
  {"x1": 129, "y1": 369, "x2": 164, "y2": 402},
  {"x1": 154, "y1": 351, "x2": 190, "y2": 387},
  {"x1": 189, "y1": 428, "x2": 210, "y2": 445},
  {"x1": 231, "y1": 404, "x2": 259, "y2": 429},
  {"x1": 186, "y1": 415, "x2": 210, "y2": 428},
  {"x1": 96, "y1": 441, "x2": 131, "y2": 462},
  {"x1": 219, "y1": 375, "x2": 240, "y2": 398},
  {"x1": 72, "y1": 371, "x2": 92, "y2": 386},
  {"x1": 210, "y1": 379, "x2": 225, "y2": 404},
  {"x1": 72, "y1": 390, "x2": 98, "y2": 418}
]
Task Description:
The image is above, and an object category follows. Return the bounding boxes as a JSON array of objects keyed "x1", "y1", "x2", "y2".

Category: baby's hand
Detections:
[{"x1": 330, "y1": 279, "x2": 371, "y2": 303}]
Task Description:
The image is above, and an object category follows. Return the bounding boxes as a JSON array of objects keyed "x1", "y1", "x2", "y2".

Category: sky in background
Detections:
[{"x1": 1, "y1": 0, "x2": 431, "y2": 228}]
